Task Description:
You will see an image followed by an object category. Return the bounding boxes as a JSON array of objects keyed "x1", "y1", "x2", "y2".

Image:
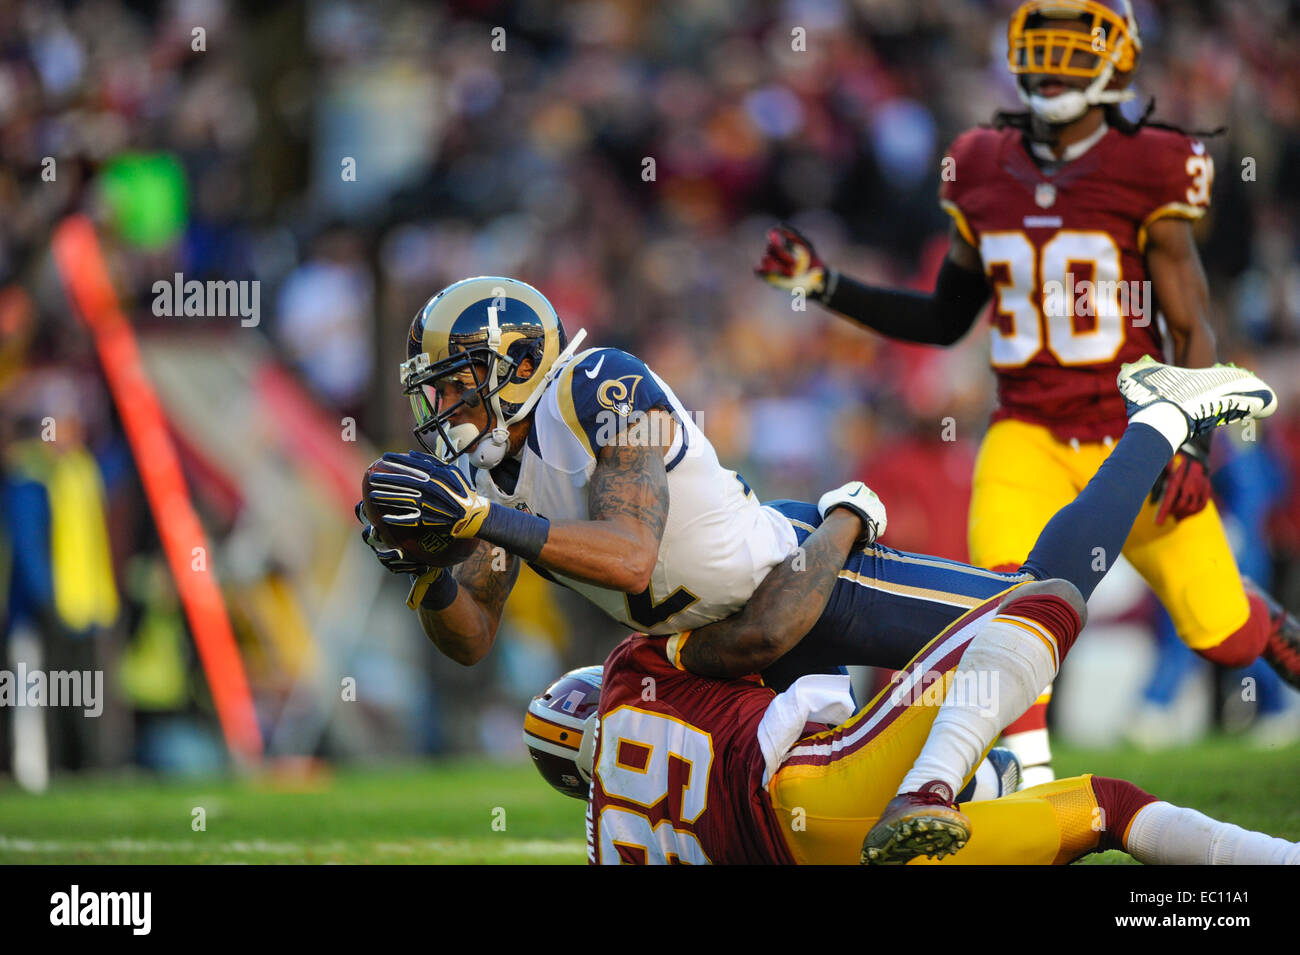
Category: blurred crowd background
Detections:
[{"x1": 2, "y1": 0, "x2": 1300, "y2": 783}]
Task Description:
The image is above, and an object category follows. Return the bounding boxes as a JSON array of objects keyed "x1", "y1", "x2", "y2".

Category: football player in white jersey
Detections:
[{"x1": 359, "y1": 276, "x2": 1049, "y2": 690}]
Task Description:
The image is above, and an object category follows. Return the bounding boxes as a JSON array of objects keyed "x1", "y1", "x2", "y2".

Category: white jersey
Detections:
[{"x1": 470, "y1": 346, "x2": 797, "y2": 634}]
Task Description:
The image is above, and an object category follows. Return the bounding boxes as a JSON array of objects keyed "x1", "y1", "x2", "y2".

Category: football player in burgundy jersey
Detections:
[
  {"x1": 531, "y1": 362, "x2": 1294, "y2": 864},
  {"x1": 756, "y1": 0, "x2": 1300, "y2": 785}
]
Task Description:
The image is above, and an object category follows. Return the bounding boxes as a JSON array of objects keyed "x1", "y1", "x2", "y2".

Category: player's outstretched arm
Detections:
[
  {"x1": 415, "y1": 540, "x2": 521, "y2": 666},
  {"x1": 677, "y1": 509, "x2": 863, "y2": 678},
  {"x1": 755, "y1": 223, "x2": 991, "y2": 346}
]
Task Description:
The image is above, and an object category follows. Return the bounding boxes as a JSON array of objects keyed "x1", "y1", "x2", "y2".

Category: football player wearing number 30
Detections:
[{"x1": 757, "y1": 0, "x2": 1300, "y2": 785}]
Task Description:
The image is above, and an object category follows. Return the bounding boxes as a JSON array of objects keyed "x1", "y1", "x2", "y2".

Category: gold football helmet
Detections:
[
  {"x1": 401, "y1": 276, "x2": 586, "y2": 468},
  {"x1": 1008, "y1": 0, "x2": 1141, "y2": 124}
]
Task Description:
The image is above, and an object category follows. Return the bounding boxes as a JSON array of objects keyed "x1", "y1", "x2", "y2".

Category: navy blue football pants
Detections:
[{"x1": 759, "y1": 421, "x2": 1173, "y2": 692}]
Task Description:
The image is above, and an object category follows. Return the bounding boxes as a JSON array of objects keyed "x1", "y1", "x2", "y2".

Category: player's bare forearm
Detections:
[
  {"x1": 417, "y1": 539, "x2": 520, "y2": 666},
  {"x1": 680, "y1": 510, "x2": 863, "y2": 679},
  {"x1": 530, "y1": 414, "x2": 674, "y2": 593},
  {"x1": 1146, "y1": 217, "x2": 1217, "y2": 367}
]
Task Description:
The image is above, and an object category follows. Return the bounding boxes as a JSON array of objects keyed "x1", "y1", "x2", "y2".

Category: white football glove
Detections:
[{"x1": 817, "y1": 481, "x2": 886, "y2": 546}]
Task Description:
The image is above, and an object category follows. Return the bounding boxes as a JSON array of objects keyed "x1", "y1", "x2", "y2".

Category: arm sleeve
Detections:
[{"x1": 821, "y1": 257, "x2": 992, "y2": 346}]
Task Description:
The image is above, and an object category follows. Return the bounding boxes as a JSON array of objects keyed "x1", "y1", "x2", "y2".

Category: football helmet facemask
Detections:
[
  {"x1": 523, "y1": 665, "x2": 602, "y2": 800},
  {"x1": 1008, "y1": 0, "x2": 1141, "y2": 125},
  {"x1": 401, "y1": 276, "x2": 586, "y2": 469}
]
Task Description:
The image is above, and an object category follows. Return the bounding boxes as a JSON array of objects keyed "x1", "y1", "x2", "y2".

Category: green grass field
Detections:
[{"x1": 1, "y1": 738, "x2": 1296, "y2": 864}]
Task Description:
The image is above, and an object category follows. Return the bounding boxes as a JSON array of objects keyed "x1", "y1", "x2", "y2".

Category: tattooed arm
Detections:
[
  {"x1": 417, "y1": 408, "x2": 672, "y2": 662},
  {"x1": 529, "y1": 408, "x2": 675, "y2": 593},
  {"x1": 417, "y1": 538, "x2": 521, "y2": 666},
  {"x1": 679, "y1": 509, "x2": 862, "y2": 678}
]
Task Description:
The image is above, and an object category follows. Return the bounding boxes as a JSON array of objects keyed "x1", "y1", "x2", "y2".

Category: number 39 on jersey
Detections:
[{"x1": 591, "y1": 707, "x2": 714, "y2": 865}]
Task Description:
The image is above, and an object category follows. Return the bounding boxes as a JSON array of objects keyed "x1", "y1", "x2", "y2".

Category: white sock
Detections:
[
  {"x1": 1126, "y1": 802, "x2": 1300, "y2": 865},
  {"x1": 1130, "y1": 401, "x2": 1190, "y2": 454},
  {"x1": 1001, "y1": 695, "x2": 1055, "y2": 788},
  {"x1": 898, "y1": 615, "x2": 1060, "y2": 798},
  {"x1": 966, "y1": 757, "x2": 1001, "y2": 801}
]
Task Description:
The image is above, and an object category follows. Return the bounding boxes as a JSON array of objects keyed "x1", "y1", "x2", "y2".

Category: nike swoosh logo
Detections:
[{"x1": 584, "y1": 355, "x2": 606, "y2": 379}]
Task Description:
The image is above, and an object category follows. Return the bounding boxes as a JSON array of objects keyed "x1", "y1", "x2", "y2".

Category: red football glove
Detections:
[
  {"x1": 754, "y1": 224, "x2": 832, "y2": 300},
  {"x1": 1151, "y1": 434, "x2": 1213, "y2": 525}
]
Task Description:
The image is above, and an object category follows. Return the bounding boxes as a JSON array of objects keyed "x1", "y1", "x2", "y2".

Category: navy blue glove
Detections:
[
  {"x1": 356, "y1": 500, "x2": 456, "y2": 610},
  {"x1": 365, "y1": 451, "x2": 492, "y2": 538},
  {"x1": 355, "y1": 500, "x2": 425, "y2": 574}
]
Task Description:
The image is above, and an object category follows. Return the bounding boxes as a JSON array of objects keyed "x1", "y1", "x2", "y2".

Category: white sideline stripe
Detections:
[
  {"x1": 782, "y1": 610, "x2": 989, "y2": 762},
  {"x1": 0, "y1": 835, "x2": 585, "y2": 856}
]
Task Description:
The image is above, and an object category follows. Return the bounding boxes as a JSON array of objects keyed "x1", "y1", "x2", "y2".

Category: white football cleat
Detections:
[
  {"x1": 818, "y1": 481, "x2": 886, "y2": 545},
  {"x1": 1117, "y1": 355, "x2": 1278, "y2": 437}
]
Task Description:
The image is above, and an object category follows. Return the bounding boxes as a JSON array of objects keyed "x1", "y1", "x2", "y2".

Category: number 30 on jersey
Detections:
[{"x1": 981, "y1": 229, "x2": 1131, "y2": 368}]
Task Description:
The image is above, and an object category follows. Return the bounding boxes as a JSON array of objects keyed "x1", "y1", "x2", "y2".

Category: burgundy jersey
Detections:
[
  {"x1": 940, "y1": 124, "x2": 1215, "y2": 442},
  {"x1": 587, "y1": 634, "x2": 795, "y2": 865}
]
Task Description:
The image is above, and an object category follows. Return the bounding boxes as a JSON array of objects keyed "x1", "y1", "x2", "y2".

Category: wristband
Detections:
[
  {"x1": 478, "y1": 503, "x2": 550, "y2": 562},
  {"x1": 406, "y1": 568, "x2": 459, "y2": 612}
]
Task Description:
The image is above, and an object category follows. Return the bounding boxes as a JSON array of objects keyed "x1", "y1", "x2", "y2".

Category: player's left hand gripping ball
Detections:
[
  {"x1": 355, "y1": 501, "x2": 428, "y2": 575},
  {"x1": 818, "y1": 481, "x2": 887, "y2": 545},
  {"x1": 366, "y1": 450, "x2": 492, "y2": 539}
]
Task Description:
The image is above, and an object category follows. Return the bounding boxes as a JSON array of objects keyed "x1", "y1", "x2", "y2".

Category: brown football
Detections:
[{"x1": 361, "y1": 458, "x2": 479, "y2": 568}]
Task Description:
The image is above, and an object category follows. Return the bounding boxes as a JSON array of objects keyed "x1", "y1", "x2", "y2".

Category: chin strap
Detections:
[
  {"x1": 470, "y1": 305, "x2": 513, "y2": 468},
  {"x1": 1020, "y1": 59, "x2": 1136, "y2": 126},
  {"x1": 461, "y1": 320, "x2": 590, "y2": 470}
]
